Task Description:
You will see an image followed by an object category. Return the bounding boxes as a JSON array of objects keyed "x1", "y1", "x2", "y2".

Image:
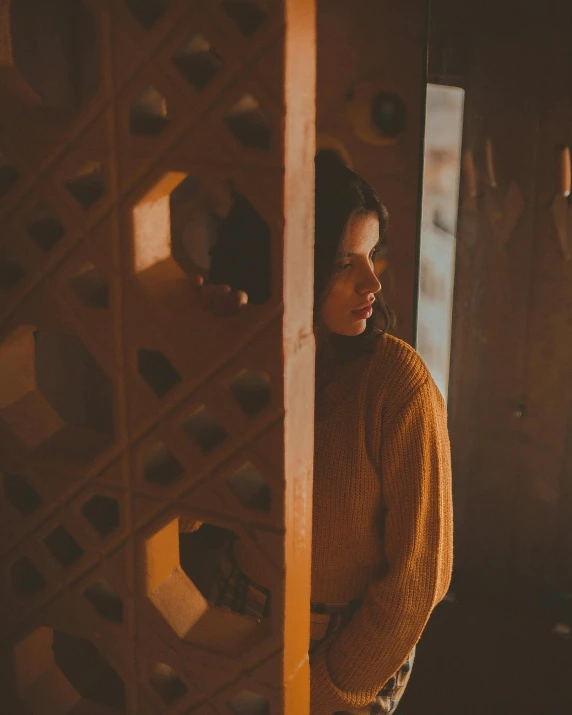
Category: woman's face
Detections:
[{"x1": 319, "y1": 212, "x2": 382, "y2": 336}]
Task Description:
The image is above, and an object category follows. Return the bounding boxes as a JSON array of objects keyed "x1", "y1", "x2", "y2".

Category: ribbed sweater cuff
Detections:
[{"x1": 310, "y1": 644, "x2": 371, "y2": 714}]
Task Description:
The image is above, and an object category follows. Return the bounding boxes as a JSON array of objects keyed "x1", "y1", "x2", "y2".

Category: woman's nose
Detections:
[{"x1": 357, "y1": 264, "x2": 381, "y2": 295}]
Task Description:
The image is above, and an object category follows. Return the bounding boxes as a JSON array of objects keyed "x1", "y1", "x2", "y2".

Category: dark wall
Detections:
[
  {"x1": 317, "y1": 0, "x2": 428, "y2": 344},
  {"x1": 434, "y1": 0, "x2": 572, "y2": 609}
]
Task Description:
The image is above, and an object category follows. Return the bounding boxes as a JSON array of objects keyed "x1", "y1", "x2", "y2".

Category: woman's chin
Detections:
[
  {"x1": 352, "y1": 320, "x2": 368, "y2": 336},
  {"x1": 337, "y1": 320, "x2": 367, "y2": 336}
]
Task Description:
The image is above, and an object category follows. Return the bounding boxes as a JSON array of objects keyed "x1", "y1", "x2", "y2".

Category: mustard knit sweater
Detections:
[
  {"x1": 308, "y1": 331, "x2": 454, "y2": 714},
  {"x1": 236, "y1": 331, "x2": 454, "y2": 714}
]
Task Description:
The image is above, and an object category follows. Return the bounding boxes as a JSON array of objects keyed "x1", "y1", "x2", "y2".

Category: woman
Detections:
[{"x1": 193, "y1": 157, "x2": 454, "y2": 715}]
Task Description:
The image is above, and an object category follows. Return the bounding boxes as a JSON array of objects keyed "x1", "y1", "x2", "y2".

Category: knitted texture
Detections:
[
  {"x1": 309, "y1": 333, "x2": 454, "y2": 714},
  {"x1": 235, "y1": 333, "x2": 454, "y2": 714}
]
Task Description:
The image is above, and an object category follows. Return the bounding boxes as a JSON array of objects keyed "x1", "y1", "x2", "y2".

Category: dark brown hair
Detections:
[{"x1": 314, "y1": 155, "x2": 395, "y2": 348}]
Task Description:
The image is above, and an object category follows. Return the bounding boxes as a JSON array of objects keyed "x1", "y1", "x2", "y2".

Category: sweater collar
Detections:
[{"x1": 315, "y1": 332, "x2": 384, "y2": 421}]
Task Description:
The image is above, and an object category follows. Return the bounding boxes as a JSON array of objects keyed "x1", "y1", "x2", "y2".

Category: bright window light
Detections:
[{"x1": 416, "y1": 83, "x2": 465, "y2": 402}]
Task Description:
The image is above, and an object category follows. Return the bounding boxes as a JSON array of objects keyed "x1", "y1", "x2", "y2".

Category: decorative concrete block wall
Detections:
[{"x1": 0, "y1": 1, "x2": 315, "y2": 712}]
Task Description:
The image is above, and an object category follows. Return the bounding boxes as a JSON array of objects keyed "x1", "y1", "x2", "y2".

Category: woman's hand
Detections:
[{"x1": 190, "y1": 274, "x2": 248, "y2": 317}]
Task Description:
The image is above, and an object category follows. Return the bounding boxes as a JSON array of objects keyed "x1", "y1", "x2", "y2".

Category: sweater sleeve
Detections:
[{"x1": 310, "y1": 377, "x2": 454, "y2": 714}]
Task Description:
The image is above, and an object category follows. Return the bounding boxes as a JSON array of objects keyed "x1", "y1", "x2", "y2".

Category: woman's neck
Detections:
[
  {"x1": 314, "y1": 329, "x2": 354, "y2": 390},
  {"x1": 314, "y1": 325, "x2": 380, "y2": 391}
]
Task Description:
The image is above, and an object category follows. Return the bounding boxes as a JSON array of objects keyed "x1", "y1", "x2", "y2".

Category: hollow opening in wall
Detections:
[
  {"x1": 227, "y1": 461, "x2": 271, "y2": 512},
  {"x1": 173, "y1": 34, "x2": 223, "y2": 91},
  {"x1": 169, "y1": 174, "x2": 221, "y2": 277},
  {"x1": 179, "y1": 522, "x2": 235, "y2": 600},
  {"x1": 70, "y1": 262, "x2": 109, "y2": 309},
  {"x1": 224, "y1": 94, "x2": 271, "y2": 150},
  {"x1": 43, "y1": 525, "x2": 84, "y2": 568},
  {"x1": 0, "y1": 326, "x2": 114, "y2": 462},
  {"x1": 81, "y1": 494, "x2": 120, "y2": 537},
  {"x1": 33, "y1": 329, "x2": 115, "y2": 461},
  {"x1": 182, "y1": 405, "x2": 228, "y2": 454},
  {"x1": 146, "y1": 517, "x2": 268, "y2": 655},
  {"x1": 83, "y1": 580, "x2": 124, "y2": 623},
  {"x1": 137, "y1": 348, "x2": 181, "y2": 398},
  {"x1": 64, "y1": 160, "x2": 105, "y2": 210},
  {"x1": 10, "y1": 0, "x2": 99, "y2": 115},
  {"x1": 133, "y1": 171, "x2": 272, "y2": 305},
  {"x1": 129, "y1": 85, "x2": 170, "y2": 137},
  {"x1": 222, "y1": 0, "x2": 269, "y2": 37},
  {"x1": 25, "y1": 205, "x2": 65, "y2": 253},
  {"x1": 149, "y1": 662, "x2": 188, "y2": 706},
  {"x1": 126, "y1": 0, "x2": 167, "y2": 30},
  {"x1": 143, "y1": 442, "x2": 184, "y2": 486},
  {"x1": 2, "y1": 472, "x2": 42, "y2": 516},
  {"x1": 52, "y1": 630, "x2": 126, "y2": 711},
  {"x1": 370, "y1": 92, "x2": 407, "y2": 139},
  {"x1": 207, "y1": 193, "x2": 272, "y2": 304},
  {"x1": 229, "y1": 370, "x2": 271, "y2": 416}
]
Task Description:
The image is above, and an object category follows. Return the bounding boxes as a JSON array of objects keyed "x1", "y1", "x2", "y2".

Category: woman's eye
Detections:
[
  {"x1": 336, "y1": 262, "x2": 353, "y2": 272},
  {"x1": 369, "y1": 248, "x2": 379, "y2": 261}
]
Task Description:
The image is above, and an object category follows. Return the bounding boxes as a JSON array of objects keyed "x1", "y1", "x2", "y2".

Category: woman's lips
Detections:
[{"x1": 351, "y1": 304, "x2": 373, "y2": 320}]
